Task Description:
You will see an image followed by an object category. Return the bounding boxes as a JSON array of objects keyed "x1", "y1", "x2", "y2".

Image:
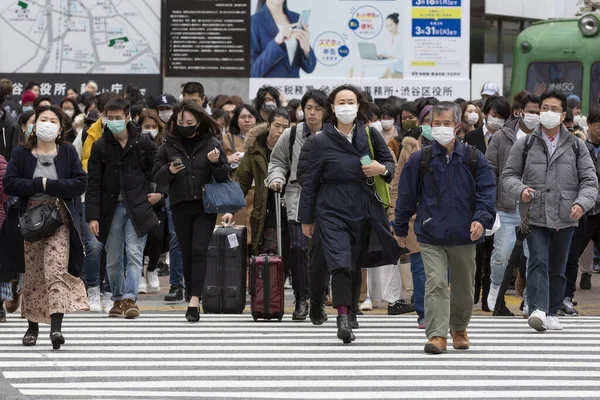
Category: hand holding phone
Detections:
[
  {"x1": 169, "y1": 157, "x2": 185, "y2": 174},
  {"x1": 360, "y1": 155, "x2": 372, "y2": 166}
]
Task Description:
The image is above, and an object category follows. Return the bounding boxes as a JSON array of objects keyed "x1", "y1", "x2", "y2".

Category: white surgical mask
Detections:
[
  {"x1": 522, "y1": 113, "x2": 540, "y2": 130},
  {"x1": 540, "y1": 111, "x2": 562, "y2": 129},
  {"x1": 467, "y1": 112, "x2": 479, "y2": 125},
  {"x1": 334, "y1": 105, "x2": 358, "y2": 125},
  {"x1": 159, "y1": 110, "x2": 173, "y2": 123},
  {"x1": 369, "y1": 121, "x2": 383, "y2": 133},
  {"x1": 574, "y1": 114, "x2": 582, "y2": 126},
  {"x1": 431, "y1": 126, "x2": 456, "y2": 146},
  {"x1": 143, "y1": 129, "x2": 159, "y2": 139},
  {"x1": 35, "y1": 121, "x2": 60, "y2": 142},
  {"x1": 64, "y1": 109, "x2": 74, "y2": 118},
  {"x1": 486, "y1": 116, "x2": 505, "y2": 131},
  {"x1": 381, "y1": 119, "x2": 395, "y2": 130},
  {"x1": 296, "y1": 110, "x2": 304, "y2": 121}
]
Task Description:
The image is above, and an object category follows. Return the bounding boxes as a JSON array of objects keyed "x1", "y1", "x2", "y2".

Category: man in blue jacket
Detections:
[{"x1": 392, "y1": 102, "x2": 496, "y2": 355}]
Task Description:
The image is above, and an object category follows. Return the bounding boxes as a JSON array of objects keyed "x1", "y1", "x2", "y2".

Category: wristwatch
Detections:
[{"x1": 382, "y1": 168, "x2": 389, "y2": 177}]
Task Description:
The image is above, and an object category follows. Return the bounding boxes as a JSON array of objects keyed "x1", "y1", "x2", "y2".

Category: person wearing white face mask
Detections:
[
  {"x1": 502, "y1": 91, "x2": 599, "y2": 333},
  {"x1": 465, "y1": 96, "x2": 510, "y2": 155},
  {"x1": 1, "y1": 105, "x2": 89, "y2": 349},
  {"x1": 484, "y1": 94, "x2": 540, "y2": 316},
  {"x1": 298, "y1": 85, "x2": 398, "y2": 344},
  {"x1": 393, "y1": 102, "x2": 497, "y2": 354}
]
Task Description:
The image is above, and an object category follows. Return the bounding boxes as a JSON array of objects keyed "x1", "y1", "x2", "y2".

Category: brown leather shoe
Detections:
[
  {"x1": 109, "y1": 300, "x2": 124, "y2": 318},
  {"x1": 451, "y1": 330, "x2": 470, "y2": 349},
  {"x1": 122, "y1": 299, "x2": 140, "y2": 319},
  {"x1": 424, "y1": 336, "x2": 447, "y2": 354},
  {"x1": 4, "y1": 281, "x2": 21, "y2": 313}
]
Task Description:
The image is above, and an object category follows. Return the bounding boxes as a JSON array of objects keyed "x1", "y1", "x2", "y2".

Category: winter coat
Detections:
[
  {"x1": 86, "y1": 122, "x2": 158, "y2": 243},
  {"x1": 486, "y1": 118, "x2": 522, "y2": 212},
  {"x1": 298, "y1": 122, "x2": 399, "y2": 272},
  {"x1": 393, "y1": 139, "x2": 497, "y2": 246},
  {"x1": 0, "y1": 110, "x2": 23, "y2": 162},
  {"x1": 464, "y1": 125, "x2": 488, "y2": 154},
  {"x1": 152, "y1": 133, "x2": 229, "y2": 208},
  {"x1": 266, "y1": 122, "x2": 314, "y2": 222},
  {"x1": 82, "y1": 118, "x2": 103, "y2": 172},
  {"x1": 585, "y1": 141, "x2": 600, "y2": 216},
  {"x1": 502, "y1": 125, "x2": 599, "y2": 230},
  {"x1": 222, "y1": 132, "x2": 245, "y2": 157},
  {"x1": 389, "y1": 136, "x2": 421, "y2": 255},
  {"x1": 296, "y1": 134, "x2": 317, "y2": 188},
  {"x1": 234, "y1": 123, "x2": 274, "y2": 256},
  {"x1": 0, "y1": 155, "x2": 7, "y2": 227},
  {"x1": 0, "y1": 144, "x2": 87, "y2": 276}
]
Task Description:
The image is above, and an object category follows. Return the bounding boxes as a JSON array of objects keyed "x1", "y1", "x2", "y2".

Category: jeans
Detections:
[
  {"x1": 166, "y1": 199, "x2": 184, "y2": 288},
  {"x1": 526, "y1": 226, "x2": 574, "y2": 316},
  {"x1": 170, "y1": 200, "x2": 217, "y2": 298},
  {"x1": 81, "y1": 202, "x2": 109, "y2": 292},
  {"x1": 105, "y1": 203, "x2": 148, "y2": 302},
  {"x1": 490, "y1": 209, "x2": 530, "y2": 286},
  {"x1": 409, "y1": 253, "x2": 426, "y2": 321}
]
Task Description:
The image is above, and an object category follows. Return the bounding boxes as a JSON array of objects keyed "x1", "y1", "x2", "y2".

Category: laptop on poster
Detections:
[{"x1": 358, "y1": 42, "x2": 385, "y2": 60}]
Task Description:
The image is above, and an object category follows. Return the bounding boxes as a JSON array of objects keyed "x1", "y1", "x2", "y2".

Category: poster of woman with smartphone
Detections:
[{"x1": 250, "y1": 0, "x2": 317, "y2": 78}]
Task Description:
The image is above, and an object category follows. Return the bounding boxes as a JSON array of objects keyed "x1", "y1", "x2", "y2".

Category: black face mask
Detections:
[{"x1": 176, "y1": 125, "x2": 197, "y2": 138}]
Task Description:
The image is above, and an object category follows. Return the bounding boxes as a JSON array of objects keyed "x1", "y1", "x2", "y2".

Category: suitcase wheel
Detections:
[
  {"x1": 277, "y1": 313, "x2": 284, "y2": 322},
  {"x1": 252, "y1": 312, "x2": 258, "y2": 322}
]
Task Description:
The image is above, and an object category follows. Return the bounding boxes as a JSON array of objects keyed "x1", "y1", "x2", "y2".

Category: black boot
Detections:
[
  {"x1": 164, "y1": 286, "x2": 184, "y2": 302},
  {"x1": 350, "y1": 312, "x2": 359, "y2": 329},
  {"x1": 336, "y1": 315, "x2": 353, "y2": 344},
  {"x1": 292, "y1": 294, "x2": 309, "y2": 321},
  {"x1": 309, "y1": 301, "x2": 328, "y2": 325}
]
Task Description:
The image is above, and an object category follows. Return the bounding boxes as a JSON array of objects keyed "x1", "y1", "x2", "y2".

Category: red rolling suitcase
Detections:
[{"x1": 249, "y1": 191, "x2": 285, "y2": 321}]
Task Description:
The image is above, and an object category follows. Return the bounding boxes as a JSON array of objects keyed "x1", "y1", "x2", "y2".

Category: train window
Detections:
[
  {"x1": 591, "y1": 63, "x2": 600, "y2": 108},
  {"x1": 526, "y1": 62, "x2": 583, "y2": 98}
]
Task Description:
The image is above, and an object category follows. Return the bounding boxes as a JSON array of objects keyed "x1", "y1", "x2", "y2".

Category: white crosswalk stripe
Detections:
[{"x1": 2, "y1": 314, "x2": 600, "y2": 399}]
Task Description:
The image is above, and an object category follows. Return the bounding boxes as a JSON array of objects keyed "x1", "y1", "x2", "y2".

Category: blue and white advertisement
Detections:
[{"x1": 249, "y1": 0, "x2": 470, "y2": 100}]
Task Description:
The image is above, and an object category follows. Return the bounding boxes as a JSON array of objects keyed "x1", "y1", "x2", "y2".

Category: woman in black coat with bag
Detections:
[
  {"x1": 1, "y1": 105, "x2": 88, "y2": 349},
  {"x1": 152, "y1": 101, "x2": 230, "y2": 322},
  {"x1": 298, "y1": 85, "x2": 399, "y2": 344}
]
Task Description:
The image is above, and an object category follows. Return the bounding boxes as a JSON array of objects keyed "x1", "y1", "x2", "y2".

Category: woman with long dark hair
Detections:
[
  {"x1": 1, "y1": 105, "x2": 88, "y2": 348},
  {"x1": 152, "y1": 101, "x2": 230, "y2": 322},
  {"x1": 298, "y1": 85, "x2": 399, "y2": 343},
  {"x1": 251, "y1": 0, "x2": 317, "y2": 78}
]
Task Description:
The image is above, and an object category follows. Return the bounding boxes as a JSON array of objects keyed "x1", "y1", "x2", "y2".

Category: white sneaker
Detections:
[
  {"x1": 360, "y1": 297, "x2": 373, "y2": 311},
  {"x1": 101, "y1": 292, "x2": 114, "y2": 314},
  {"x1": 147, "y1": 270, "x2": 160, "y2": 293},
  {"x1": 138, "y1": 276, "x2": 148, "y2": 294},
  {"x1": 547, "y1": 316, "x2": 563, "y2": 331},
  {"x1": 487, "y1": 283, "x2": 500, "y2": 311},
  {"x1": 528, "y1": 309, "x2": 548, "y2": 332},
  {"x1": 87, "y1": 286, "x2": 102, "y2": 312}
]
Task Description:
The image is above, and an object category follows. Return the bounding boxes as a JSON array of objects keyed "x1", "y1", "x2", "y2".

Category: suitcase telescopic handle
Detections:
[{"x1": 275, "y1": 189, "x2": 283, "y2": 256}]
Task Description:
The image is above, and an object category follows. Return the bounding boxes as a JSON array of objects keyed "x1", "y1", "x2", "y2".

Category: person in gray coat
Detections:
[
  {"x1": 485, "y1": 93, "x2": 539, "y2": 315},
  {"x1": 502, "y1": 91, "x2": 598, "y2": 332},
  {"x1": 265, "y1": 89, "x2": 327, "y2": 322}
]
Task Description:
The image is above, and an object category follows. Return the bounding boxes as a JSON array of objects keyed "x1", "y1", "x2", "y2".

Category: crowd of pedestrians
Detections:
[{"x1": 0, "y1": 77, "x2": 599, "y2": 354}]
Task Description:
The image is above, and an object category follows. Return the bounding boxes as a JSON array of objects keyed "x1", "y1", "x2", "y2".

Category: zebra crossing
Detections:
[{"x1": 2, "y1": 313, "x2": 600, "y2": 399}]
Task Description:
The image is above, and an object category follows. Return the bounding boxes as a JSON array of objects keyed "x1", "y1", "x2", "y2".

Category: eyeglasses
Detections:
[{"x1": 540, "y1": 106, "x2": 563, "y2": 113}]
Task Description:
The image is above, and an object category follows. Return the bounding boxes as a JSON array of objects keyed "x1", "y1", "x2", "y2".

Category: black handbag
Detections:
[{"x1": 19, "y1": 199, "x2": 63, "y2": 243}]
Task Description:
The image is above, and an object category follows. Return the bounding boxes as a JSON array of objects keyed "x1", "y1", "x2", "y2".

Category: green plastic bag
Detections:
[{"x1": 366, "y1": 127, "x2": 392, "y2": 208}]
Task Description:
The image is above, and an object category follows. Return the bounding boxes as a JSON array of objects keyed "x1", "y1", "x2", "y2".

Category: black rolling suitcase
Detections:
[{"x1": 202, "y1": 225, "x2": 247, "y2": 314}]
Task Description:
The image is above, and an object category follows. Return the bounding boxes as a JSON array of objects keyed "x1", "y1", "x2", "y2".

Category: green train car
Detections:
[{"x1": 510, "y1": 13, "x2": 600, "y2": 114}]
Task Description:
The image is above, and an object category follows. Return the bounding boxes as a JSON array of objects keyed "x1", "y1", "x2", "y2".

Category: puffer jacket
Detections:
[
  {"x1": 486, "y1": 118, "x2": 521, "y2": 212},
  {"x1": 502, "y1": 125, "x2": 598, "y2": 230}
]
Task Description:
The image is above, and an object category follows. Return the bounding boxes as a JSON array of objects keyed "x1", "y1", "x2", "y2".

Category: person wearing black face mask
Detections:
[
  {"x1": 254, "y1": 86, "x2": 282, "y2": 122},
  {"x1": 152, "y1": 101, "x2": 230, "y2": 322}
]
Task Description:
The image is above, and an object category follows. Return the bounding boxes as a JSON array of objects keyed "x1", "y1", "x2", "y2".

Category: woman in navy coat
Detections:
[
  {"x1": 251, "y1": 0, "x2": 317, "y2": 78},
  {"x1": 298, "y1": 85, "x2": 399, "y2": 344},
  {"x1": 1, "y1": 105, "x2": 88, "y2": 350}
]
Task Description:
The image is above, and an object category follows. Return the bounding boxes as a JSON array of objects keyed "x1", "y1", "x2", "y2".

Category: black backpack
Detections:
[{"x1": 417, "y1": 144, "x2": 479, "y2": 205}]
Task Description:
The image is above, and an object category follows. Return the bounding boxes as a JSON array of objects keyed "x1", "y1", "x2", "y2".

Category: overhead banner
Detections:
[{"x1": 249, "y1": 0, "x2": 470, "y2": 100}]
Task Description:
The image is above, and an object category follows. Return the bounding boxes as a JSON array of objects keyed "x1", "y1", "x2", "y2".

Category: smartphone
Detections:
[
  {"x1": 171, "y1": 157, "x2": 183, "y2": 167},
  {"x1": 296, "y1": 10, "x2": 311, "y2": 30},
  {"x1": 360, "y1": 155, "x2": 372, "y2": 166}
]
